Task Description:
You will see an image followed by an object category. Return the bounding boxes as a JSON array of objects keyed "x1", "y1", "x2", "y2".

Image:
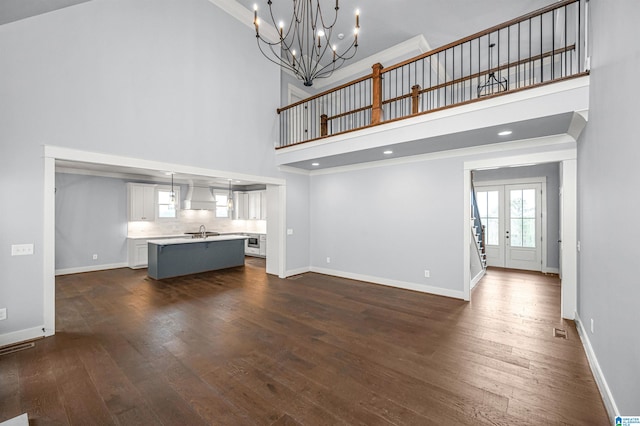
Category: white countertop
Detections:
[
  {"x1": 128, "y1": 232, "x2": 264, "y2": 240},
  {"x1": 148, "y1": 235, "x2": 248, "y2": 246}
]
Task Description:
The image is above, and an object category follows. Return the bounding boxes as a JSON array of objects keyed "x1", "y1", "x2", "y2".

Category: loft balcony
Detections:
[{"x1": 275, "y1": 0, "x2": 589, "y2": 170}]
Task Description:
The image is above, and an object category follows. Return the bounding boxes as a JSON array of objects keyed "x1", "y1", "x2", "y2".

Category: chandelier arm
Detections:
[{"x1": 253, "y1": 0, "x2": 359, "y2": 86}]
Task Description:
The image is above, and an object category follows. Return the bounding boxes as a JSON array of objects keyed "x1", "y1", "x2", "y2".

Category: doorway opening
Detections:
[
  {"x1": 463, "y1": 152, "x2": 577, "y2": 320},
  {"x1": 475, "y1": 178, "x2": 547, "y2": 272}
]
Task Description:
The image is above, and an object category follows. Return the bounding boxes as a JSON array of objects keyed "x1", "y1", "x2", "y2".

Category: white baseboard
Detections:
[
  {"x1": 310, "y1": 267, "x2": 465, "y2": 300},
  {"x1": 471, "y1": 269, "x2": 486, "y2": 290},
  {"x1": 0, "y1": 326, "x2": 45, "y2": 348},
  {"x1": 55, "y1": 262, "x2": 128, "y2": 276},
  {"x1": 285, "y1": 267, "x2": 311, "y2": 277},
  {"x1": 575, "y1": 312, "x2": 618, "y2": 421},
  {"x1": 543, "y1": 266, "x2": 560, "y2": 274}
]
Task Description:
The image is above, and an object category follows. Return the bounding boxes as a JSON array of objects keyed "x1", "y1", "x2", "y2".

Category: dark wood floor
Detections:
[{"x1": 0, "y1": 262, "x2": 608, "y2": 425}]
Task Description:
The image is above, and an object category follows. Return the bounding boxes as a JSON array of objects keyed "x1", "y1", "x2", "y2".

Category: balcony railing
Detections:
[{"x1": 276, "y1": 0, "x2": 588, "y2": 149}]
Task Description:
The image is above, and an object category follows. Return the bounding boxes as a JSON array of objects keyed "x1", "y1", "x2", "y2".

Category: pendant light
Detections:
[
  {"x1": 227, "y1": 179, "x2": 234, "y2": 211},
  {"x1": 170, "y1": 173, "x2": 176, "y2": 205}
]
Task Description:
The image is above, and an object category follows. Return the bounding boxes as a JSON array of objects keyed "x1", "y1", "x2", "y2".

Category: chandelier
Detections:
[{"x1": 253, "y1": 0, "x2": 360, "y2": 86}]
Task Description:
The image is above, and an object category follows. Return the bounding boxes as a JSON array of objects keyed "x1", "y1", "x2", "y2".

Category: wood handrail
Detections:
[{"x1": 382, "y1": 0, "x2": 578, "y2": 74}]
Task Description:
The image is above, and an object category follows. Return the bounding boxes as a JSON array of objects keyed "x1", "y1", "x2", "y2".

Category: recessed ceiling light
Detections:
[
  {"x1": 498, "y1": 130, "x2": 513, "y2": 136},
  {"x1": 383, "y1": 150, "x2": 393, "y2": 155},
  {"x1": 164, "y1": 171, "x2": 174, "y2": 176},
  {"x1": 311, "y1": 162, "x2": 320, "y2": 166}
]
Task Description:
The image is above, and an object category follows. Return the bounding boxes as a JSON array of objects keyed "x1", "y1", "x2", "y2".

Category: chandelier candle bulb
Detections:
[{"x1": 252, "y1": 0, "x2": 361, "y2": 86}]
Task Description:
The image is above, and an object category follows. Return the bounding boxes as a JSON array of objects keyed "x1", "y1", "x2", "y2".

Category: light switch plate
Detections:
[
  {"x1": 0, "y1": 308, "x2": 7, "y2": 321},
  {"x1": 11, "y1": 244, "x2": 34, "y2": 256}
]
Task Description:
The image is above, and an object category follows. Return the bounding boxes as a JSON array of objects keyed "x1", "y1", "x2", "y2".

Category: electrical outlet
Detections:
[
  {"x1": 577, "y1": 241, "x2": 581, "y2": 252},
  {"x1": 0, "y1": 308, "x2": 7, "y2": 321},
  {"x1": 287, "y1": 228, "x2": 294, "y2": 235},
  {"x1": 11, "y1": 244, "x2": 34, "y2": 256},
  {"x1": 92, "y1": 254, "x2": 98, "y2": 260},
  {"x1": 424, "y1": 270, "x2": 430, "y2": 278},
  {"x1": 326, "y1": 257, "x2": 331, "y2": 264},
  {"x1": 590, "y1": 318, "x2": 594, "y2": 333}
]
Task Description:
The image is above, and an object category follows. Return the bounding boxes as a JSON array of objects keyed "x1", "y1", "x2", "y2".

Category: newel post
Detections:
[
  {"x1": 371, "y1": 62, "x2": 383, "y2": 125},
  {"x1": 320, "y1": 114, "x2": 328, "y2": 137},
  {"x1": 411, "y1": 84, "x2": 421, "y2": 115}
]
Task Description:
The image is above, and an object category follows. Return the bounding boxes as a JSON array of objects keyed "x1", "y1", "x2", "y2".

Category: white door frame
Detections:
[
  {"x1": 43, "y1": 145, "x2": 287, "y2": 336},
  {"x1": 463, "y1": 149, "x2": 577, "y2": 320},
  {"x1": 475, "y1": 177, "x2": 547, "y2": 272}
]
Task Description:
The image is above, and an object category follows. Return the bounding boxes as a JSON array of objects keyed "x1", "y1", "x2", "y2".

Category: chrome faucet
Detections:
[{"x1": 199, "y1": 224, "x2": 206, "y2": 238}]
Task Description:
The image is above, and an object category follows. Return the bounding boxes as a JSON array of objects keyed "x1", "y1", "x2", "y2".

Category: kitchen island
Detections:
[{"x1": 147, "y1": 235, "x2": 248, "y2": 280}]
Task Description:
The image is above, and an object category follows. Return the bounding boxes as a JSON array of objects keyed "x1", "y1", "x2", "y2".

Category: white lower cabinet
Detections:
[{"x1": 128, "y1": 239, "x2": 149, "y2": 269}]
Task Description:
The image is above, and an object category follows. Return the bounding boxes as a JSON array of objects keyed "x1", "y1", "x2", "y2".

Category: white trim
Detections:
[
  {"x1": 206, "y1": 0, "x2": 280, "y2": 42},
  {"x1": 43, "y1": 157, "x2": 55, "y2": 337},
  {"x1": 312, "y1": 35, "x2": 432, "y2": 89},
  {"x1": 55, "y1": 262, "x2": 129, "y2": 276},
  {"x1": 542, "y1": 267, "x2": 560, "y2": 274},
  {"x1": 470, "y1": 269, "x2": 486, "y2": 290},
  {"x1": 575, "y1": 312, "x2": 618, "y2": 420},
  {"x1": 310, "y1": 267, "x2": 466, "y2": 300},
  {"x1": 0, "y1": 326, "x2": 45, "y2": 348},
  {"x1": 285, "y1": 267, "x2": 311, "y2": 277},
  {"x1": 308, "y1": 136, "x2": 576, "y2": 177},
  {"x1": 44, "y1": 146, "x2": 286, "y2": 186},
  {"x1": 278, "y1": 165, "x2": 311, "y2": 176},
  {"x1": 559, "y1": 159, "x2": 577, "y2": 319}
]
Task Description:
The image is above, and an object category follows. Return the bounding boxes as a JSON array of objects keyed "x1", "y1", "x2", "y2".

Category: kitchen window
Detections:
[
  {"x1": 214, "y1": 190, "x2": 229, "y2": 218},
  {"x1": 157, "y1": 187, "x2": 180, "y2": 219}
]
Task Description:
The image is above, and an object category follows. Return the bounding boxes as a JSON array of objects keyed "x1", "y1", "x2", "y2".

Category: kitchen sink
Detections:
[{"x1": 184, "y1": 231, "x2": 220, "y2": 238}]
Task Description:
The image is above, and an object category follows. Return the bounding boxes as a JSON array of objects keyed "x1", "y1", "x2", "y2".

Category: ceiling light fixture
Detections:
[
  {"x1": 498, "y1": 130, "x2": 513, "y2": 136},
  {"x1": 311, "y1": 162, "x2": 320, "y2": 166},
  {"x1": 227, "y1": 179, "x2": 234, "y2": 211},
  {"x1": 170, "y1": 173, "x2": 176, "y2": 205},
  {"x1": 383, "y1": 150, "x2": 393, "y2": 155},
  {"x1": 253, "y1": 1, "x2": 360, "y2": 87}
]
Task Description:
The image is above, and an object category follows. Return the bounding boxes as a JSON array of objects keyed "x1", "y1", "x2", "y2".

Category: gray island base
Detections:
[{"x1": 147, "y1": 235, "x2": 248, "y2": 280}]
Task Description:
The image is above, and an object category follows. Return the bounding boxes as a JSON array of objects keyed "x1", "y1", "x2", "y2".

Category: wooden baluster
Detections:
[
  {"x1": 371, "y1": 63, "x2": 383, "y2": 125},
  {"x1": 411, "y1": 84, "x2": 421, "y2": 115}
]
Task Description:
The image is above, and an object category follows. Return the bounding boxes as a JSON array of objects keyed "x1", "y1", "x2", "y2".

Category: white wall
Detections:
[
  {"x1": 0, "y1": 0, "x2": 280, "y2": 342},
  {"x1": 283, "y1": 172, "x2": 311, "y2": 275},
  {"x1": 309, "y1": 140, "x2": 576, "y2": 299},
  {"x1": 576, "y1": 0, "x2": 640, "y2": 414},
  {"x1": 55, "y1": 173, "x2": 128, "y2": 271}
]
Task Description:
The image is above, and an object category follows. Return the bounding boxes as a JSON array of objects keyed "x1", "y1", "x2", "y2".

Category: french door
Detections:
[{"x1": 475, "y1": 183, "x2": 543, "y2": 271}]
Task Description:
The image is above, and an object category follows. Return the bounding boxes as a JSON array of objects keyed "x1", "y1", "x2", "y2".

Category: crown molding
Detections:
[{"x1": 207, "y1": 0, "x2": 279, "y2": 42}]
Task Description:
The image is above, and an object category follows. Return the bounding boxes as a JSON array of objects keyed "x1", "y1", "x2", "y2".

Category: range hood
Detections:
[{"x1": 183, "y1": 183, "x2": 216, "y2": 210}]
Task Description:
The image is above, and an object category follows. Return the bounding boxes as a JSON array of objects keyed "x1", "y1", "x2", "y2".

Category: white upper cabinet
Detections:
[
  {"x1": 233, "y1": 190, "x2": 266, "y2": 220},
  {"x1": 248, "y1": 191, "x2": 261, "y2": 220},
  {"x1": 128, "y1": 183, "x2": 156, "y2": 221}
]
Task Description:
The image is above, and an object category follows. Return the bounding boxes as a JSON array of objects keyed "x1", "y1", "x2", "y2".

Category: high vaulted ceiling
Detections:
[{"x1": 3, "y1": 0, "x2": 554, "y2": 57}]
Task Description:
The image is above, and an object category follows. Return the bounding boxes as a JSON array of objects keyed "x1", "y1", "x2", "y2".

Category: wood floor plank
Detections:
[{"x1": 0, "y1": 262, "x2": 609, "y2": 425}]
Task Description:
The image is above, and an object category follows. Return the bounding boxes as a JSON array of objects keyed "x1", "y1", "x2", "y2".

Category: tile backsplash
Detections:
[{"x1": 128, "y1": 209, "x2": 266, "y2": 237}]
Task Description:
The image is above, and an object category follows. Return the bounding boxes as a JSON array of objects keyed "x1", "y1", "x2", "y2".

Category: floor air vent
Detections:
[
  {"x1": 553, "y1": 328, "x2": 568, "y2": 339},
  {"x1": 0, "y1": 341, "x2": 35, "y2": 356}
]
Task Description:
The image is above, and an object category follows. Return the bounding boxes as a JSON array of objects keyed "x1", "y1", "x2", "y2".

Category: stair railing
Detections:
[{"x1": 277, "y1": 0, "x2": 587, "y2": 148}]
